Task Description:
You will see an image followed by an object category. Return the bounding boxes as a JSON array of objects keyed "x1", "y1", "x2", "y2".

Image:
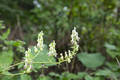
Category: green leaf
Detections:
[
  {"x1": 37, "y1": 76, "x2": 52, "y2": 80},
  {"x1": 106, "y1": 62, "x2": 119, "y2": 71},
  {"x1": 1, "y1": 76, "x2": 19, "y2": 80},
  {"x1": 77, "y1": 72, "x2": 88, "y2": 79},
  {"x1": 32, "y1": 45, "x2": 56, "y2": 70},
  {"x1": 95, "y1": 69, "x2": 118, "y2": 80},
  {"x1": 1, "y1": 71, "x2": 13, "y2": 76},
  {"x1": 93, "y1": 77, "x2": 104, "y2": 80},
  {"x1": 4, "y1": 40, "x2": 25, "y2": 47},
  {"x1": 4, "y1": 40, "x2": 25, "y2": 52},
  {"x1": 106, "y1": 49, "x2": 119, "y2": 58},
  {"x1": 95, "y1": 69, "x2": 113, "y2": 76},
  {"x1": 85, "y1": 75, "x2": 93, "y2": 80},
  {"x1": 104, "y1": 43, "x2": 116, "y2": 50},
  {"x1": 61, "y1": 72, "x2": 79, "y2": 80},
  {"x1": 0, "y1": 50, "x2": 13, "y2": 71},
  {"x1": 77, "y1": 52, "x2": 105, "y2": 69},
  {"x1": 49, "y1": 72, "x2": 60, "y2": 77},
  {"x1": 0, "y1": 29, "x2": 10, "y2": 40},
  {"x1": 104, "y1": 43, "x2": 119, "y2": 58},
  {"x1": 21, "y1": 74, "x2": 32, "y2": 80}
]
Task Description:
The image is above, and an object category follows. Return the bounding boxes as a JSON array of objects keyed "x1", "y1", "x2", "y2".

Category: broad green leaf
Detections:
[
  {"x1": 77, "y1": 52, "x2": 105, "y2": 69},
  {"x1": 32, "y1": 45, "x2": 56, "y2": 70}
]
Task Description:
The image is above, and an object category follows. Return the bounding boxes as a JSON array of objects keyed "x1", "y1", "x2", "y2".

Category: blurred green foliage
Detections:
[
  {"x1": 0, "y1": 0, "x2": 120, "y2": 80},
  {"x1": 0, "y1": 22, "x2": 25, "y2": 80}
]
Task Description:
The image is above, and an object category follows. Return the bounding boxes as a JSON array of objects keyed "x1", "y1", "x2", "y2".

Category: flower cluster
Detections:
[
  {"x1": 24, "y1": 31, "x2": 44, "y2": 73},
  {"x1": 37, "y1": 31, "x2": 44, "y2": 51},
  {"x1": 24, "y1": 48, "x2": 32, "y2": 73},
  {"x1": 48, "y1": 41, "x2": 57, "y2": 57},
  {"x1": 59, "y1": 27, "x2": 80, "y2": 63},
  {"x1": 24, "y1": 27, "x2": 79, "y2": 73},
  {"x1": 71, "y1": 27, "x2": 80, "y2": 44},
  {"x1": 71, "y1": 27, "x2": 80, "y2": 52}
]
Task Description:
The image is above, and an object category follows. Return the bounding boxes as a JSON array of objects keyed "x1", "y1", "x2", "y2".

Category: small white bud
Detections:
[
  {"x1": 26, "y1": 63, "x2": 32, "y2": 73},
  {"x1": 68, "y1": 50, "x2": 72, "y2": 58},
  {"x1": 34, "y1": 46, "x2": 38, "y2": 53},
  {"x1": 60, "y1": 53, "x2": 64, "y2": 60},
  {"x1": 67, "y1": 58, "x2": 71, "y2": 63},
  {"x1": 65, "y1": 52, "x2": 68, "y2": 59}
]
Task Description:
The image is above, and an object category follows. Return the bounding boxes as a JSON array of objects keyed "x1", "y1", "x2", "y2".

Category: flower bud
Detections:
[{"x1": 34, "y1": 46, "x2": 38, "y2": 53}]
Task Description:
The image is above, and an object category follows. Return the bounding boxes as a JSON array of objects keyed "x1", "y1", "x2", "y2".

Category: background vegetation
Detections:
[{"x1": 0, "y1": 0, "x2": 120, "y2": 80}]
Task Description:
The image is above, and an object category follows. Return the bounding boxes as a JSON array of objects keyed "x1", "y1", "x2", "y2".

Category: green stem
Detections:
[
  {"x1": 2, "y1": 62, "x2": 24, "y2": 72},
  {"x1": 0, "y1": 59, "x2": 67, "y2": 76},
  {"x1": 0, "y1": 72, "x2": 26, "y2": 76}
]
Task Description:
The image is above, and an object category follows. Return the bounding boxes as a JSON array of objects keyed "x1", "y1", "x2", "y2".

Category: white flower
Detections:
[
  {"x1": 71, "y1": 27, "x2": 80, "y2": 44},
  {"x1": 37, "y1": 31, "x2": 44, "y2": 51},
  {"x1": 26, "y1": 63, "x2": 32, "y2": 73},
  {"x1": 65, "y1": 51, "x2": 68, "y2": 59},
  {"x1": 60, "y1": 53, "x2": 64, "y2": 60},
  {"x1": 71, "y1": 27, "x2": 80, "y2": 53},
  {"x1": 67, "y1": 58, "x2": 71, "y2": 63},
  {"x1": 48, "y1": 41, "x2": 57, "y2": 57},
  {"x1": 24, "y1": 48, "x2": 32, "y2": 73},
  {"x1": 68, "y1": 50, "x2": 72, "y2": 58},
  {"x1": 64, "y1": 51, "x2": 72, "y2": 63},
  {"x1": 25, "y1": 48, "x2": 31, "y2": 58},
  {"x1": 34, "y1": 46, "x2": 38, "y2": 53}
]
